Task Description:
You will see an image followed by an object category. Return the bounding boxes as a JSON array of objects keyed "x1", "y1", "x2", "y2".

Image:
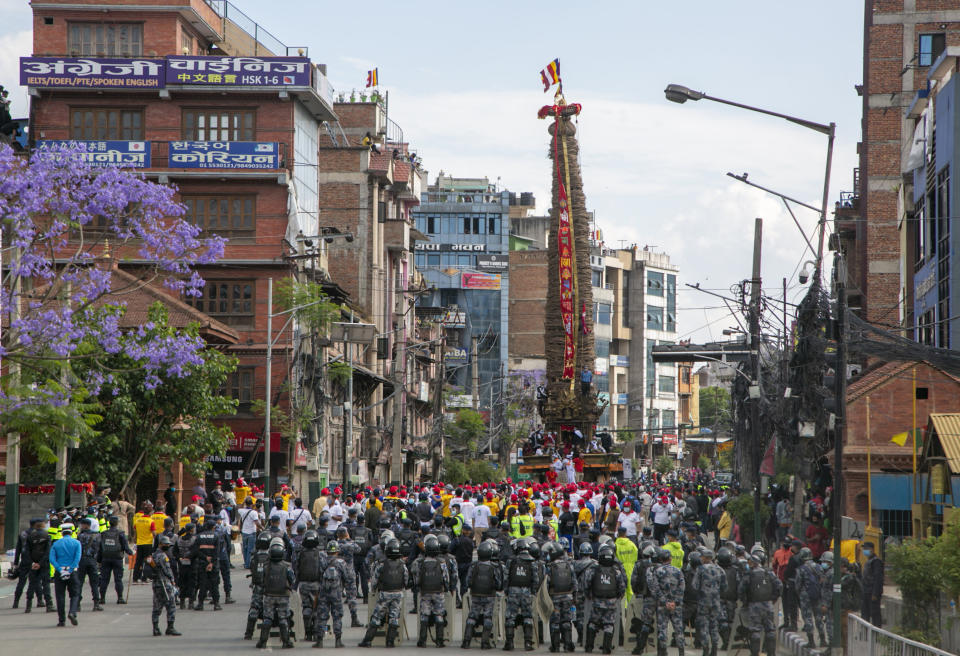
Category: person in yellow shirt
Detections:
[
  {"x1": 132, "y1": 501, "x2": 157, "y2": 583},
  {"x1": 663, "y1": 529, "x2": 685, "y2": 569},
  {"x1": 440, "y1": 487, "x2": 454, "y2": 518},
  {"x1": 577, "y1": 499, "x2": 593, "y2": 526},
  {"x1": 280, "y1": 485, "x2": 294, "y2": 511},
  {"x1": 483, "y1": 492, "x2": 500, "y2": 520},
  {"x1": 614, "y1": 526, "x2": 639, "y2": 602},
  {"x1": 234, "y1": 480, "x2": 250, "y2": 508},
  {"x1": 717, "y1": 503, "x2": 733, "y2": 541}
]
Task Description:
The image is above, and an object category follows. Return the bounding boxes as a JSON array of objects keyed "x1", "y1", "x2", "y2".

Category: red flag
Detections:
[{"x1": 759, "y1": 436, "x2": 776, "y2": 476}]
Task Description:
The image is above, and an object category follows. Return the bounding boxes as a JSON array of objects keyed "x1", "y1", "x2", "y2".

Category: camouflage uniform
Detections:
[
  {"x1": 547, "y1": 559, "x2": 580, "y2": 636},
  {"x1": 574, "y1": 555, "x2": 595, "y2": 641},
  {"x1": 463, "y1": 559, "x2": 503, "y2": 647},
  {"x1": 316, "y1": 556, "x2": 351, "y2": 638},
  {"x1": 630, "y1": 559, "x2": 657, "y2": 653},
  {"x1": 719, "y1": 565, "x2": 740, "y2": 649},
  {"x1": 410, "y1": 555, "x2": 451, "y2": 646},
  {"x1": 504, "y1": 556, "x2": 541, "y2": 645},
  {"x1": 368, "y1": 557, "x2": 409, "y2": 628},
  {"x1": 820, "y1": 565, "x2": 833, "y2": 645},
  {"x1": 150, "y1": 549, "x2": 178, "y2": 627},
  {"x1": 294, "y1": 546, "x2": 328, "y2": 640},
  {"x1": 584, "y1": 561, "x2": 628, "y2": 649},
  {"x1": 339, "y1": 538, "x2": 361, "y2": 616},
  {"x1": 738, "y1": 566, "x2": 782, "y2": 656},
  {"x1": 692, "y1": 562, "x2": 727, "y2": 653},
  {"x1": 647, "y1": 563, "x2": 685, "y2": 650},
  {"x1": 797, "y1": 561, "x2": 826, "y2": 643}
]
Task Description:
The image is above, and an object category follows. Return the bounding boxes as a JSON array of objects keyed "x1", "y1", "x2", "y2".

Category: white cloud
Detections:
[
  {"x1": 0, "y1": 29, "x2": 31, "y2": 118},
  {"x1": 395, "y1": 89, "x2": 856, "y2": 342}
]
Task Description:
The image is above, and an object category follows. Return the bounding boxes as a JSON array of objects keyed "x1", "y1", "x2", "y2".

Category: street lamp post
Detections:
[{"x1": 665, "y1": 83, "x2": 842, "y2": 652}]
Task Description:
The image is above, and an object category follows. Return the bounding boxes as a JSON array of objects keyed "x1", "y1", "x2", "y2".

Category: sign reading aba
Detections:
[
  {"x1": 165, "y1": 56, "x2": 311, "y2": 87},
  {"x1": 36, "y1": 140, "x2": 151, "y2": 168},
  {"x1": 20, "y1": 57, "x2": 164, "y2": 88},
  {"x1": 169, "y1": 141, "x2": 279, "y2": 169}
]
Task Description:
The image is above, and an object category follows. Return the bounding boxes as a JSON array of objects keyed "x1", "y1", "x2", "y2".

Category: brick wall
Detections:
[{"x1": 508, "y1": 250, "x2": 548, "y2": 359}]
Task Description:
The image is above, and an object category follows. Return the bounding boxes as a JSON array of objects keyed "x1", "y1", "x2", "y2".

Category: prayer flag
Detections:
[
  {"x1": 540, "y1": 58, "x2": 560, "y2": 92},
  {"x1": 890, "y1": 432, "x2": 908, "y2": 447},
  {"x1": 366, "y1": 68, "x2": 378, "y2": 88}
]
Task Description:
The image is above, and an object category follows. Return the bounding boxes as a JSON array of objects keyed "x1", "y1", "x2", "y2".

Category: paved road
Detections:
[{"x1": 0, "y1": 560, "x2": 741, "y2": 656}]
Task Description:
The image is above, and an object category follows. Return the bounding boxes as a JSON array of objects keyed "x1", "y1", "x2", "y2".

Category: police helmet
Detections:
[
  {"x1": 559, "y1": 536, "x2": 570, "y2": 552},
  {"x1": 158, "y1": 534, "x2": 172, "y2": 547},
  {"x1": 433, "y1": 514, "x2": 444, "y2": 526},
  {"x1": 164, "y1": 517, "x2": 174, "y2": 529},
  {"x1": 798, "y1": 547, "x2": 813, "y2": 562},
  {"x1": 542, "y1": 506, "x2": 554, "y2": 517},
  {"x1": 184, "y1": 523, "x2": 196, "y2": 533},
  {"x1": 597, "y1": 534, "x2": 613, "y2": 546},
  {"x1": 687, "y1": 550, "x2": 701, "y2": 568},
  {"x1": 820, "y1": 551, "x2": 834, "y2": 565},
  {"x1": 424, "y1": 535, "x2": 440, "y2": 556},
  {"x1": 386, "y1": 539, "x2": 402, "y2": 559},
  {"x1": 747, "y1": 554, "x2": 761, "y2": 566},
  {"x1": 269, "y1": 542, "x2": 285, "y2": 562},
  {"x1": 378, "y1": 517, "x2": 392, "y2": 530},
  {"x1": 639, "y1": 540, "x2": 654, "y2": 554},
  {"x1": 256, "y1": 532, "x2": 272, "y2": 551},
  {"x1": 400, "y1": 516, "x2": 413, "y2": 527},
  {"x1": 419, "y1": 491, "x2": 429, "y2": 501},
  {"x1": 578, "y1": 542, "x2": 594, "y2": 558},
  {"x1": 477, "y1": 541, "x2": 495, "y2": 562},
  {"x1": 336, "y1": 525, "x2": 349, "y2": 537},
  {"x1": 641, "y1": 544, "x2": 657, "y2": 560},
  {"x1": 699, "y1": 547, "x2": 715, "y2": 560},
  {"x1": 348, "y1": 507, "x2": 359, "y2": 516},
  {"x1": 657, "y1": 548, "x2": 672, "y2": 564},
  {"x1": 513, "y1": 538, "x2": 530, "y2": 554},
  {"x1": 526, "y1": 540, "x2": 541, "y2": 561},
  {"x1": 716, "y1": 547, "x2": 734, "y2": 567},
  {"x1": 734, "y1": 544, "x2": 746, "y2": 556},
  {"x1": 589, "y1": 526, "x2": 601, "y2": 537},
  {"x1": 598, "y1": 544, "x2": 616, "y2": 566},
  {"x1": 303, "y1": 530, "x2": 320, "y2": 549},
  {"x1": 500, "y1": 520, "x2": 511, "y2": 531},
  {"x1": 544, "y1": 541, "x2": 563, "y2": 562},
  {"x1": 327, "y1": 541, "x2": 340, "y2": 554},
  {"x1": 319, "y1": 511, "x2": 331, "y2": 523},
  {"x1": 437, "y1": 534, "x2": 451, "y2": 553},
  {"x1": 108, "y1": 515, "x2": 119, "y2": 527}
]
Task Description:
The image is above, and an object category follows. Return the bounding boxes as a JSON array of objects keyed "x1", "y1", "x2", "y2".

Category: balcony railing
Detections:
[{"x1": 204, "y1": 0, "x2": 309, "y2": 57}]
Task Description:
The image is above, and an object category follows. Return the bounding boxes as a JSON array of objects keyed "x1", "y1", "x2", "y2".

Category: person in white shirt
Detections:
[
  {"x1": 617, "y1": 502, "x2": 641, "y2": 540},
  {"x1": 288, "y1": 498, "x2": 313, "y2": 529},
  {"x1": 472, "y1": 502, "x2": 491, "y2": 545},
  {"x1": 564, "y1": 458, "x2": 576, "y2": 484},
  {"x1": 650, "y1": 497, "x2": 674, "y2": 543},
  {"x1": 268, "y1": 503, "x2": 288, "y2": 528},
  {"x1": 460, "y1": 494, "x2": 476, "y2": 528},
  {"x1": 328, "y1": 504, "x2": 344, "y2": 531}
]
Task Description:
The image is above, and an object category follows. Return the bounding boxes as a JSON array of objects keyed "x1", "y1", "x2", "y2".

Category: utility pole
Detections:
[
  {"x1": 749, "y1": 218, "x2": 763, "y2": 548},
  {"x1": 390, "y1": 328, "x2": 405, "y2": 486},
  {"x1": 471, "y1": 337, "x2": 479, "y2": 411},
  {"x1": 831, "y1": 251, "x2": 847, "y2": 652},
  {"x1": 3, "y1": 251, "x2": 20, "y2": 550}
]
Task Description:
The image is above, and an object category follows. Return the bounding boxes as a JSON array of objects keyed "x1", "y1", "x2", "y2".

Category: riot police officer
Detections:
[
  {"x1": 545, "y1": 541, "x2": 578, "y2": 652},
  {"x1": 258, "y1": 539, "x2": 296, "y2": 649},
  {"x1": 192, "y1": 519, "x2": 222, "y2": 611},
  {"x1": 584, "y1": 544, "x2": 627, "y2": 655},
  {"x1": 76, "y1": 517, "x2": 103, "y2": 611},
  {"x1": 295, "y1": 529, "x2": 326, "y2": 643},
  {"x1": 738, "y1": 551, "x2": 781, "y2": 656},
  {"x1": 631, "y1": 543, "x2": 658, "y2": 655},
  {"x1": 244, "y1": 531, "x2": 273, "y2": 640},
  {"x1": 462, "y1": 540, "x2": 502, "y2": 650},
  {"x1": 648, "y1": 548, "x2": 684, "y2": 656},
  {"x1": 504, "y1": 538, "x2": 541, "y2": 652},
  {"x1": 360, "y1": 538, "x2": 409, "y2": 648},
  {"x1": 410, "y1": 534, "x2": 451, "y2": 648}
]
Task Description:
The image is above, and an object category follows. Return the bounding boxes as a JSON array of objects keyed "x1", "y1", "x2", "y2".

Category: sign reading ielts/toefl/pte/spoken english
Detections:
[{"x1": 20, "y1": 57, "x2": 164, "y2": 88}]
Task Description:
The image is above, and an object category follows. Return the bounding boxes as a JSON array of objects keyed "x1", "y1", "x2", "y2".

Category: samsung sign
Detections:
[
  {"x1": 477, "y1": 254, "x2": 508, "y2": 271},
  {"x1": 415, "y1": 243, "x2": 486, "y2": 252}
]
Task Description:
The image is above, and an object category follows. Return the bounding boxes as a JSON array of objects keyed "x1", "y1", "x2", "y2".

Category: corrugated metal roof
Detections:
[{"x1": 928, "y1": 413, "x2": 960, "y2": 473}]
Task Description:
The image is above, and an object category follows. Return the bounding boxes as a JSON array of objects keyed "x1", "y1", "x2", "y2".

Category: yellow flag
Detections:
[{"x1": 891, "y1": 432, "x2": 908, "y2": 447}]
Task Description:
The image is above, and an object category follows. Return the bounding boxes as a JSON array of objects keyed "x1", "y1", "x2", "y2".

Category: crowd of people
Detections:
[{"x1": 8, "y1": 469, "x2": 880, "y2": 654}]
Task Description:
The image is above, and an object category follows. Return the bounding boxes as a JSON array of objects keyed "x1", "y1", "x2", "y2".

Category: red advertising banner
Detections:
[
  {"x1": 229, "y1": 431, "x2": 283, "y2": 453},
  {"x1": 557, "y1": 185, "x2": 576, "y2": 379}
]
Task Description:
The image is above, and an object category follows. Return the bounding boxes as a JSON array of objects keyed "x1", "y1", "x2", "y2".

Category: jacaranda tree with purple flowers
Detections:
[{"x1": 0, "y1": 142, "x2": 225, "y2": 461}]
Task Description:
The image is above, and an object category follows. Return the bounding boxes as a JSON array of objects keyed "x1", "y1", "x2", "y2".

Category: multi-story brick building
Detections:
[{"x1": 15, "y1": 0, "x2": 385, "y2": 501}]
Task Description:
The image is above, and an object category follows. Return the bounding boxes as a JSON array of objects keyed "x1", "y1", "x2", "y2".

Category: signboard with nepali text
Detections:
[
  {"x1": 36, "y1": 140, "x2": 150, "y2": 168},
  {"x1": 20, "y1": 57, "x2": 163, "y2": 88},
  {"x1": 229, "y1": 431, "x2": 282, "y2": 453},
  {"x1": 165, "y1": 56, "x2": 312, "y2": 87},
  {"x1": 169, "y1": 141, "x2": 279, "y2": 169}
]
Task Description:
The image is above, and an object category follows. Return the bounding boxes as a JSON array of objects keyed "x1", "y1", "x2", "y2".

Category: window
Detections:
[
  {"x1": 647, "y1": 271, "x2": 664, "y2": 296},
  {"x1": 591, "y1": 270, "x2": 603, "y2": 287},
  {"x1": 919, "y1": 33, "x2": 946, "y2": 67},
  {"x1": 221, "y1": 367, "x2": 254, "y2": 406},
  {"x1": 427, "y1": 254, "x2": 440, "y2": 266},
  {"x1": 182, "y1": 109, "x2": 255, "y2": 141},
  {"x1": 666, "y1": 311, "x2": 677, "y2": 332},
  {"x1": 916, "y1": 387, "x2": 929, "y2": 400},
  {"x1": 647, "y1": 409, "x2": 659, "y2": 430},
  {"x1": 681, "y1": 367, "x2": 691, "y2": 385},
  {"x1": 595, "y1": 338, "x2": 610, "y2": 358},
  {"x1": 662, "y1": 409, "x2": 676, "y2": 429},
  {"x1": 596, "y1": 302, "x2": 612, "y2": 325},
  {"x1": 186, "y1": 280, "x2": 255, "y2": 325},
  {"x1": 659, "y1": 375, "x2": 675, "y2": 394},
  {"x1": 70, "y1": 108, "x2": 143, "y2": 140},
  {"x1": 181, "y1": 31, "x2": 193, "y2": 56},
  {"x1": 182, "y1": 196, "x2": 255, "y2": 233},
  {"x1": 622, "y1": 274, "x2": 630, "y2": 326},
  {"x1": 68, "y1": 22, "x2": 142, "y2": 56},
  {"x1": 646, "y1": 305, "x2": 663, "y2": 330}
]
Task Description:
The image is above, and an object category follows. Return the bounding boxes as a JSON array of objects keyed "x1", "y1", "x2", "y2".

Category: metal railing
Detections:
[
  {"x1": 204, "y1": 0, "x2": 309, "y2": 57},
  {"x1": 847, "y1": 613, "x2": 952, "y2": 656}
]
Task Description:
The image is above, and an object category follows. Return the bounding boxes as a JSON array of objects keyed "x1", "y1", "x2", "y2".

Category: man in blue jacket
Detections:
[{"x1": 50, "y1": 523, "x2": 82, "y2": 627}]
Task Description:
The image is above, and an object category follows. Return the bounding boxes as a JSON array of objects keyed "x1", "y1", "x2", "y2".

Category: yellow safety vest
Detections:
[{"x1": 511, "y1": 514, "x2": 534, "y2": 539}]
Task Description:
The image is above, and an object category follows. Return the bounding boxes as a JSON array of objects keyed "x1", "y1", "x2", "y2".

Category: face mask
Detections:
[
  {"x1": 744, "y1": 565, "x2": 750, "y2": 572},
  {"x1": 863, "y1": 550, "x2": 871, "y2": 557},
  {"x1": 821, "y1": 563, "x2": 830, "y2": 570}
]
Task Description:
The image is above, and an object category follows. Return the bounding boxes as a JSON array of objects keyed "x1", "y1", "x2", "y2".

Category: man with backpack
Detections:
[
  {"x1": 461, "y1": 540, "x2": 502, "y2": 650},
  {"x1": 545, "y1": 541, "x2": 579, "y2": 652},
  {"x1": 796, "y1": 547, "x2": 826, "y2": 648},
  {"x1": 76, "y1": 517, "x2": 103, "y2": 611},
  {"x1": 360, "y1": 538, "x2": 410, "y2": 648},
  {"x1": 314, "y1": 540, "x2": 352, "y2": 648},
  {"x1": 737, "y1": 550, "x2": 782, "y2": 656},
  {"x1": 258, "y1": 539, "x2": 296, "y2": 648},
  {"x1": 410, "y1": 534, "x2": 452, "y2": 648}
]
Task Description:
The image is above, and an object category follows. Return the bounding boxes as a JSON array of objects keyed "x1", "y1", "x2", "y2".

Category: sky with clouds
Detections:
[{"x1": 0, "y1": 0, "x2": 865, "y2": 343}]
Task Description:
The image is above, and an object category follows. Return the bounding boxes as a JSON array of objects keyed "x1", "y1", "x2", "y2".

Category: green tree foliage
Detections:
[
  {"x1": 273, "y1": 277, "x2": 341, "y2": 334},
  {"x1": 442, "y1": 457, "x2": 498, "y2": 485},
  {"x1": 887, "y1": 538, "x2": 944, "y2": 645},
  {"x1": 699, "y1": 386, "x2": 732, "y2": 431},
  {"x1": 446, "y1": 409, "x2": 487, "y2": 454},
  {"x1": 726, "y1": 493, "x2": 770, "y2": 546},
  {"x1": 69, "y1": 304, "x2": 237, "y2": 500},
  {"x1": 697, "y1": 454, "x2": 713, "y2": 471},
  {"x1": 655, "y1": 455, "x2": 675, "y2": 475}
]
